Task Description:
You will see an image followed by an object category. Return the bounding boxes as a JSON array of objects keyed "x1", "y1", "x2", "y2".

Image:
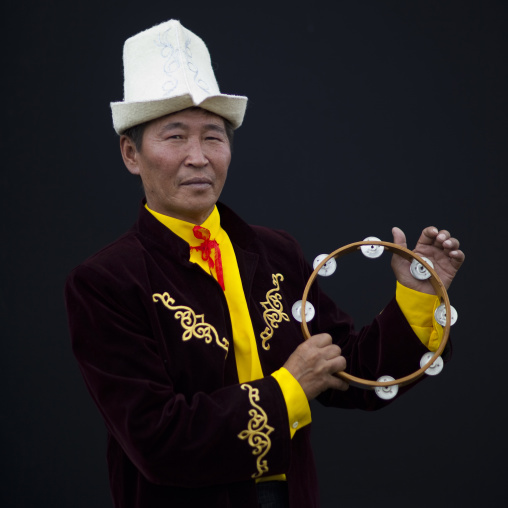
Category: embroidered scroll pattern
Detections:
[
  {"x1": 237, "y1": 383, "x2": 274, "y2": 479},
  {"x1": 259, "y1": 273, "x2": 290, "y2": 350},
  {"x1": 156, "y1": 27, "x2": 210, "y2": 96},
  {"x1": 153, "y1": 292, "x2": 229, "y2": 354},
  {"x1": 156, "y1": 28, "x2": 180, "y2": 95}
]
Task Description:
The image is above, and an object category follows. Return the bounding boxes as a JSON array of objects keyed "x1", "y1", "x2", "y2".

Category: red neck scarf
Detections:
[{"x1": 190, "y1": 225, "x2": 225, "y2": 291}]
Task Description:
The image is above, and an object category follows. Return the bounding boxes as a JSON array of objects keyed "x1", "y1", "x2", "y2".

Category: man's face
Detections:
[{"x1": 121, "y1": 108, "x2": 231, "y2": 224}]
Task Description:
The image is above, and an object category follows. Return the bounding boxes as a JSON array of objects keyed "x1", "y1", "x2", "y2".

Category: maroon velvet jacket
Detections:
[{"x1": 65, "y1": 202, "x2": 437, "y2": 508}]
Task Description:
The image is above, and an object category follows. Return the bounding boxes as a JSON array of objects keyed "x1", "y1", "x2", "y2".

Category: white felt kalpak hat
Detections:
[{"x1": 110, "y1": 20, "x2": 248, "y2": 134}]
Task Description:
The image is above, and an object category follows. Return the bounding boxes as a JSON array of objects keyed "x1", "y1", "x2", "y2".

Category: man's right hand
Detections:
[{"x1": 283, "y1": 334, "x2": 349, "y2": 400}]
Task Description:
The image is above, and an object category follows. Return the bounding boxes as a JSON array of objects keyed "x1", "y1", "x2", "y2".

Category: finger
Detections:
[
  {"x1": 418, "y1": 226, "x2": 440, "y2": 246},
  {"x1": 329, "y1": 375, "x2": 349, "y2": 392},
  {"x1": 391, "y1": 227, "x2": 407, "y2": 248},
  {"x1": 305, "y1": 333, "x2": 332, "y2": 347},
  {"x1": 450, "y1": 249, "x2": 465, "y2": 261},
  {"x1": 435, "y1": 229, "x2": 451, "y2": 246},
  {"x1": 320, "y1": 350, "x2": 347, "y2": 372},
  {"x1": 323, "y1": 344, "x2": 343, "y2": 360},
  {"x1": 442, "y1": 236, "x2": 460, "y2": 252},
  {"x1": 306, "y1": 333, "x2": 332, "y2": 348},
  {"x1": 332, "y1": 354, "x2": 347, "y2": 373},
  {"x1": 449, "y1": 249, "x2": 465, "y2": 269}
]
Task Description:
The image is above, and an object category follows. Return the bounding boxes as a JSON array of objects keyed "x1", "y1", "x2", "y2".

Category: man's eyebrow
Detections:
[
  {"x1": 159, "y1": 121, "x2": 186, "y2": 133},
  {"x1": 158, "y1": 121, "x2": 226, "y2": 135},
  {"x1": 203, "y1": 123, "x2": 227, "y2": 135}
]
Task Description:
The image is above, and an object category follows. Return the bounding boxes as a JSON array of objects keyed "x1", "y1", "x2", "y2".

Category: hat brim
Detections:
[{"x1": 111, "y1": 93, "x2": 248, "y2": 134}]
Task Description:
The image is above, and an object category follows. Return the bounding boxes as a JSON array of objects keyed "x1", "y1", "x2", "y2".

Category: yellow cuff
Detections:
[
  {"x1": 395, "y1": 282, "x2": 444, "y2": 351},
  {"x1": 271, "y1": 367, "x2": 312, "y2": 438}
]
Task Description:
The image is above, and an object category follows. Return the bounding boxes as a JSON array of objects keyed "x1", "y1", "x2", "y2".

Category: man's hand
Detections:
[
  {"x1": 391, "y1": 226, "x2": 465, "y2": 294},
  {"x1": 283, "y1": 333, "x2": 349, "y2": 400}
]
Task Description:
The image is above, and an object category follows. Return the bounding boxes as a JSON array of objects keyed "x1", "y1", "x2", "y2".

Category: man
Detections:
[{"x1": 65, "y1": 20, "x2": 464, "y2": 508}]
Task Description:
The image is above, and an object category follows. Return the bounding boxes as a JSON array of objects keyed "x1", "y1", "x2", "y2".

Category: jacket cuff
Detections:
[
  {"x1": 271, "y1": 368, "x2": 312, "y2": 438},
  {"x1": 395, "y1": 282, "x2": 444, "y2": 351}
]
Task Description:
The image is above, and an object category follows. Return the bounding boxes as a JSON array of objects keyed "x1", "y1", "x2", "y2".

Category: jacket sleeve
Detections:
[{"x1": 65, "y1": 264, "x2": 292, "y2": 487}]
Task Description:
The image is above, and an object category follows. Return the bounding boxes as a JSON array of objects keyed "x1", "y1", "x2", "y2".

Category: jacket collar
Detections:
[{"x1": 132, "y1": 200, "x2": 259, "y2": 261}]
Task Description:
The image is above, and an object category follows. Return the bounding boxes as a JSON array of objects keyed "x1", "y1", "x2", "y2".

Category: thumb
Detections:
[{"x1": 392, "y1": 226, "x2": 407, "y2": 248}]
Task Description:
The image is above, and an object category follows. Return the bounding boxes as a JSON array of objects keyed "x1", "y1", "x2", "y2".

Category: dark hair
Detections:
[
  {"x1": 122, "y1": 122, "x2": 147, "y2": 152},
  {"x1": 122, "y1": 107, "x2": 235, "y2": 152}
]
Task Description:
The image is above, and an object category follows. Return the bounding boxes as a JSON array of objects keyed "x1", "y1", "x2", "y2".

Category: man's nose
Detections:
[{"x1": 185, "y1": 139, "x2": 208, "y2": 167}]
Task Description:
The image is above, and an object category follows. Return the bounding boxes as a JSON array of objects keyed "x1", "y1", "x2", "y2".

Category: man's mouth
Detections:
[{"x1": 181, "y1": 177, "x2": 213, "y2": 187}]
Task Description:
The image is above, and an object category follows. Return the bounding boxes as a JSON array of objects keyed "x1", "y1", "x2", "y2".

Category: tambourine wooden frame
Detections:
[{"x1": 300, "y1": 240, "x2": 451, "y2": 389}]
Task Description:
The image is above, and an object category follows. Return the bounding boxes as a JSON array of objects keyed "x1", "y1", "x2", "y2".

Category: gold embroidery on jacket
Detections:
[
  {"x1": 237, "y1": 383, "x2": 274, "y2": 478},
  {"x1": 259, "y1": 273, "x2": 290, "y2": 350},
  {"x1": 153, "y1": 292, "x2": 229, "y2": 354}
]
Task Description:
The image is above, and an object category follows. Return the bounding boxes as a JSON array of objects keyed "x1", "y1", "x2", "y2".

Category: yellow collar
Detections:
[{"x1": 145, "y1": 204, "x2": 221, "y2": 246}]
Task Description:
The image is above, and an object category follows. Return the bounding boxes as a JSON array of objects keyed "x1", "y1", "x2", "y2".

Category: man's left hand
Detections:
[{"x1": 391, "y1": 226, "x2": 465, "y2": 294}]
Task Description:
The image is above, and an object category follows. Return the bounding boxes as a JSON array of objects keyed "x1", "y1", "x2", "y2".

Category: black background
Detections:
[{"x1": 2, "y1": 1, "x2": 507, "y2": 507}]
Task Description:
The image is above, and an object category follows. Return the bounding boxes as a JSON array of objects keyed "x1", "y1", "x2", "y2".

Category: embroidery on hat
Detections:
[
  {"x1": 156, "y1": 28, "x2": 180, "y2": 95},
  {"x1": 153, "y1": 292, "x2": 229, "y2": 354},
  {"x1": 237, "y1": 383, "x2": 274, "y2": 479},
  {"x1": 259, "y1": 274, "x2": 290, "y2": 351},
  {"x1": 184, "y1": 38, "x2": 210, "y2": 93},
  {"x1": 156, "y1": 27, "x2": 210, "y2": 97}
]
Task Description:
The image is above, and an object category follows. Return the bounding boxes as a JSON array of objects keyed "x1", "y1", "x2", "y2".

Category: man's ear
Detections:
[{"x1": 120, "y1": 135, "x2": 141, "y2": 175}]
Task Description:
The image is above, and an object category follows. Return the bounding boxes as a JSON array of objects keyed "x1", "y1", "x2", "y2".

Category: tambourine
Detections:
[{"x1": 292, "y1": 237, "x2": 458, "y2": 400}]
